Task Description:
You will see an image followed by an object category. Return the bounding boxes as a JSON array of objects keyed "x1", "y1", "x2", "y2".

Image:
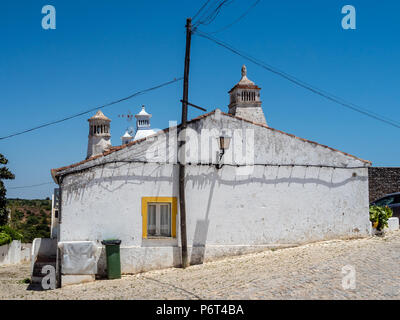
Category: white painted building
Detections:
[{"x1": 51, "y1": 66, "x2": 372, "y2": 279}]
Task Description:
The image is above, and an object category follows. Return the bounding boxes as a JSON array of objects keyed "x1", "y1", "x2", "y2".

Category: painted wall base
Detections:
[{"x1": 93, "y1": 240, "x2": 362, "y2": 276}]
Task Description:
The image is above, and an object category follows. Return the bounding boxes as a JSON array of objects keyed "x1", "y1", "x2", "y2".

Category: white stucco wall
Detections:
[
  {"x1": 21, "y1": 243, "x2": 31, "y2": 263},
  {"x1": 0, "y1": 240, "x2": 22, "y2": 266},
  {"x1": 57, "y1": 111, "x2": 371, "y2": 275}
]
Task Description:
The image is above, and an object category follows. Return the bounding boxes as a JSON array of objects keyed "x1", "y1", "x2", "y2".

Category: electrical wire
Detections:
[
  {"x1": 55, "y1": 159, "x2": 369, "y2": 180},
  {"x1": 0, "y1": 77, "x2": 183, "y2": 141},
  {"x1": 193, "y1": 0, "x2": 219, "y2": 26},
  {"x1": 192, "y1": 0, "x2": 212, "y2": 21},
  {"x1": 194, "y1": 30, "x2": 400, "y2": 129},
  {"x1": 208, "y1": 0, "x2": 261, "y2": 34},
  {"x1": 7, "y1": 182, "x2": 54, "y2": 190},
  {"x1": 193, "y1": 0, "x2": 235, "y2": 30},
  {"x1": 9, "y1": 161, "x2": 369, "y2": 189}
]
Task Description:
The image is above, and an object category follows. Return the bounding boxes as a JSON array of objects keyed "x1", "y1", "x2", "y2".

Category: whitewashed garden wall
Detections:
[{"x1": 0, "y1": 240, "x2": 31, "y2": 266}]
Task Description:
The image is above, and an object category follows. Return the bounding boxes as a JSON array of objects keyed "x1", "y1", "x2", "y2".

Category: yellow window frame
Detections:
[{"x1": 141, "y1": 197, "x2": 177, "y2": 238}]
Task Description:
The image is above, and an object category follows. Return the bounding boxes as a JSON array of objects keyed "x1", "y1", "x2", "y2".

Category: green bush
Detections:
[
  {"x1": 26, "y1": 215, "x2": 39, "y2": 225},
  {"x1": 369, "y1": 205, "x2": 393, "y2": 231},
  {"x1": 13, "y1": 210, "x2": 24, "y2": 220},
  {"x1": 0, "y1": 232, "x2": 12, "y2": 246},
  {"x1": 0, "y1": 225, "x2": 23, "y2": 241},
  {"x1": 6, "y1": 198, "x2": 51, "y2": 242}
]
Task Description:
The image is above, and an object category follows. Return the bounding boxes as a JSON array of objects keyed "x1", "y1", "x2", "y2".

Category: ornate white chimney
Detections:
[
  {"x1": 121, "y1": 130, "x2": 133, "y2": 145},
  {"x1": 87, "y1": 110, "x2": 112, "y2": 159},
  {"x1": 133, "y1": 105, "x2": 156, "y2": 141},
  {"x1": 228, "y1": 65, "x2": 267, "y2": 125}
]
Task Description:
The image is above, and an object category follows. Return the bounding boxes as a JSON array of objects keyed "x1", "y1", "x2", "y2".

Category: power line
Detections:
[
  {"x1": 193, "y1": 0, "x2": 235, "y2": 30},
  {"x1": 7, "y1": 182, "x2": 54, "y2": 190},
  {"x1": 193, "y1": 0, "x2": 219, "y2": 26},
  {"x1": 199, "y1": 0, "x2": 234, "y2": 26},
  {"x1": 192, "y1": 0, "x2": 212, "y2": 21},
  {"x1": 0, "y1": 77, "x2": 183, "y2": 141},
  {"x1": 54, "y1": 159, "x2": 370, "y2": 178},
  {"x1": 208, "y1": 0, "x2": 261, "y2": 34},
  {"x1": 194, "y1": 30, "x2": 400, "y2": 129}
]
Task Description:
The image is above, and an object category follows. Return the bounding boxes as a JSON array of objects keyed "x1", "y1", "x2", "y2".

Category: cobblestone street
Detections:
[{"x1": 1, "y1": 231, "x2": 400, "y2": 300}]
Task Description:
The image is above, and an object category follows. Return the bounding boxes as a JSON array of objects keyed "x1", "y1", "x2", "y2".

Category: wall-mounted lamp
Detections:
[{"x1": 216, "y1": 132, "x2": 231, "y2": 169}]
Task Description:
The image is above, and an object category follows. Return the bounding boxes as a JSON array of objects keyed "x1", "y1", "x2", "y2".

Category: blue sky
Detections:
[{"x1": 1, "y1": 0, "x2": 399, "y2": 199}]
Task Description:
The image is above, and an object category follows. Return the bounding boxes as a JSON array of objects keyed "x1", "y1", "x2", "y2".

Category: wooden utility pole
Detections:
[{"x1": 179, "y1": 18, "x2": 192, "y2": 269}]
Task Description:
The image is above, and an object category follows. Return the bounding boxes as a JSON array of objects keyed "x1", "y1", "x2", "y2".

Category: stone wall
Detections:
[{"x1": 368, "y1": 167, "x2": 400, "y2": 202}]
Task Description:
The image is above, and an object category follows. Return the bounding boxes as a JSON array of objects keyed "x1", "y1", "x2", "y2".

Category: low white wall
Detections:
[
  {"x1": 0, "y1": 240, "x2": 23, "y2": 266},
  {"x1": 387, "y1": 217, "x2": 399, "y2": 231},
  {"x1": 373, "y1": 218, "x2": 400, "y2": 234},
  {"x1": 21, "y1": 243, "x2": 31, "y2": 263}
]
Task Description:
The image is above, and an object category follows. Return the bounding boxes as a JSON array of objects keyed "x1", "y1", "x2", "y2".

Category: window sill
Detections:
[
  {"x1": 141, "y1": 237, "x2": 178, "y2": 247},
  {"x1": 146, "y1": 236, "x2": 175, "y2": 240}
]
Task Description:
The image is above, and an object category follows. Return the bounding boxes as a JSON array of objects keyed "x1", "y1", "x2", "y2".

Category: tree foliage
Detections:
[
  {"x1": 7, "y1": 198, "x2": 51, "y2": 242},
  {"x1": 370, "y1": 205, "x2": 393, "y2": 231},
  {"x1": 0, "y1": 232, "x2": 12, "y2": 246},
  {"x1": 0, "y1": 154, "x2": 15, "y2": 226}
]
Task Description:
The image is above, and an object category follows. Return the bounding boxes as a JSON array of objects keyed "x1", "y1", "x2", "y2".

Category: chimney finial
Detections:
[{"x1": 241, "y1": 65, "x2": 247, "y2": 78}]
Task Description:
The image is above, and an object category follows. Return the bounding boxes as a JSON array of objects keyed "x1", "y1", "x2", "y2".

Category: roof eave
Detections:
[{"x1": 51, "y1": 109, "x2": 371, "y2": 178}]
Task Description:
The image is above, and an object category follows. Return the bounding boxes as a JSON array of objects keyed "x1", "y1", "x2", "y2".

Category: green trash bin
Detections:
[{"x1": 101, "y1": 239, "x2": 121, "y2": 279}]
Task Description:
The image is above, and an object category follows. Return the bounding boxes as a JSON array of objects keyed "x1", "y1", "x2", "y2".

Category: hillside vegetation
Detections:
[{"x1": 6, "y1": 198, "x2": 51, "y2": 243}]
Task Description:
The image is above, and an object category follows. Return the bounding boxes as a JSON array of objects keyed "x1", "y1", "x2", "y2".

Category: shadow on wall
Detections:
[
  {"x1": 95, "y1": 247, "x2": 107, "y2": 277},
  {"x1": 63, "y1": 164, "x2": 367, "y2": 205},
  {"x1": 190, "y1": 172, "x2": 216, "y2": 265},
  {"x1": 63, "y1": 162, "x2": 177, "y2": 204},
  {"x1": 186, "y1": 167, "x2": 367, "y2": 265},
  {"x1": 62, "y1": 164, "x2": 368, "y2": 268},
  {"x1": 190, "y1": 219, "x2": 210, "y2": 265},
  {"x1": 186, "y1": 166, "x2": 368, "y2": 190}
]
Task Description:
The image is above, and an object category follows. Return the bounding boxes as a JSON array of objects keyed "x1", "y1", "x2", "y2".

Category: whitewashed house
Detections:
[{"x1": 51, "y1": 66, "x2": 372, "y2": 280}]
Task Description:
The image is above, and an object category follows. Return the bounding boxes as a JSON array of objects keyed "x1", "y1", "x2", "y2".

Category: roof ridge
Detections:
[
  {"x1": 220, "y1": 112, "x2": 371, "y2": 165},
  {"x1": 51, "y1": 109, "x2": 370, "y2": 180}
]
